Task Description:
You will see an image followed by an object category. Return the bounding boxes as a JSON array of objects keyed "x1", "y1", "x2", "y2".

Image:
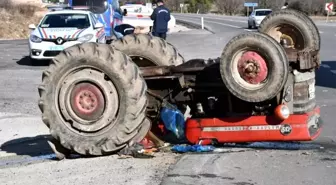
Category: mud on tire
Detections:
[
  {"x1": 259, "y1": 9, "x2": 320, "y2": 51},
  {"x1": 38, "y1": 43, "x2": 148, "y2": 156},
  {"x1": 111, "y1": 33, "x2": 185, "y2": 67},
  {"x1": 220, "y1": 32, "x2": 289, "y2": 103}
]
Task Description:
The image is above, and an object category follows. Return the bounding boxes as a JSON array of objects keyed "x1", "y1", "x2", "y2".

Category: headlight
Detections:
[
  {"x1": 30, "y1": 35, "x2": 42, "y2": 43},
  {"x1": 78, "y1": 34, "x2": 94, "y2": 42}
]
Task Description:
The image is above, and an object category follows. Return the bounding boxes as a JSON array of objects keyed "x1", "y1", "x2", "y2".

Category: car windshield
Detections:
[
  {"x1": 72, "y1": 0, "x2": 107, "y2": 14},
  {"x1": 255, "y1": 10, "x2": 272, "y2": 16},
  {"x1": 39, "y1": 14, "x2": 90, "y2": 29}
]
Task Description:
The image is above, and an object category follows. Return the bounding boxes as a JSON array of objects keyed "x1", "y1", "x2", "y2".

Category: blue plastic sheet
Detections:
[
  {"x1": 171, "y1": 145, "x2": 216, "y2": 153},
  {"x1": 160, "y1": 102, "x2": 186, "y2": 139}
]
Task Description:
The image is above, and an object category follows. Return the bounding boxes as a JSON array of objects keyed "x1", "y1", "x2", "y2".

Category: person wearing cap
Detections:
[{"x1": 150, "y1": 0, "x2": 171, "y2": 40}]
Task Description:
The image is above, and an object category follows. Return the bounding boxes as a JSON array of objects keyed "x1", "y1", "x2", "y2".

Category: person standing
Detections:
[{"x1": 150, "y1": 0, "x2": 171, "y2": 40}]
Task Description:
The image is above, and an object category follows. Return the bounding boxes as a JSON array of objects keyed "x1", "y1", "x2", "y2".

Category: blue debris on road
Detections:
[{"x1": 171, "y1": 144, "x2": 216, "y2": 153}]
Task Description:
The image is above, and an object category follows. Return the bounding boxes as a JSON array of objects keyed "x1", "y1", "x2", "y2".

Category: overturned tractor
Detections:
[{"x1": 38, "y1": 9, "x2": 322, "y2": 156}]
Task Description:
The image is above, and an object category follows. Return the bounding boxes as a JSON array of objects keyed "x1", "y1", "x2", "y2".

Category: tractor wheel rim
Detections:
[
  {"x1": 237, "y1": 51, "x2": 268, "y2": 85},
  {"x1": 70, "y1": 82, "x2": 105, "y2": 121},
  {"x1": 232, "y1": 50, "x2": 268, "y2": 90},
  {"x1": 58, "y1": 68, "x2": 119, "y2": 133},
  {"x1": 267, "y1": 24, "x2": 304, "y2": 50}
]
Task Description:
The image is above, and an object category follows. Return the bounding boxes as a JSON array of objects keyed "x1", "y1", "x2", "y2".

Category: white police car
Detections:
[{"x1": 28, "y1": 10, "x2": 106, "y2": 60}]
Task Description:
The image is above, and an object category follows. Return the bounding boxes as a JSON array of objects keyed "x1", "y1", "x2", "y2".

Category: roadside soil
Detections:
[
  {"x1": 310, "y1": 15, "x2": 336, "y2": 21},
  {"x1": 0, "y1": 0, "x2": 47, "y2": 39}
]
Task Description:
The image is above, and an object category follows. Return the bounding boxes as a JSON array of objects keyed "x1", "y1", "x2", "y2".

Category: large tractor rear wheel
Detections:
[
  {"x1": 111, "y1": 34, "x2": 186, "y2": 143},
  {"x1": 111, "y1": 34, "x2": 185, "y2": 67},
  {"x1": 220, "y1": 32, "x2": 289, "y2": 103},
  {"x1": 38, "y1": 43, "x2": 148, "y2": 156},
  {"x1": 259, "y1": 9, "x2": 320, "y2": 51}
]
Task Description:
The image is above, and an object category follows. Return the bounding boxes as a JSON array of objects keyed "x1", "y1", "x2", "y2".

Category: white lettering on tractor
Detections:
[{"x1": 202, "y1": 125, "x2": 282, "y2": 132}]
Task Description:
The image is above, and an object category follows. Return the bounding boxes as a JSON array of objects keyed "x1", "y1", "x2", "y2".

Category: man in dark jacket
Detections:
[{"x1": 150, "y1": 0, "x2": 171, "y2": 40}]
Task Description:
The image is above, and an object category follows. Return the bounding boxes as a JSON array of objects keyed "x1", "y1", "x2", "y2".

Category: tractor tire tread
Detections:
[
  {"x1": 220, "y1": 32, "x2": 289, "y2": 102},
  {"x1": 111, "y1": 33, "x2": 185, "y2": 66},
  {"x1": 38, "y1": 42, "x2": 148, "y2": 156},
  {"x1": 259, "y1": 9, "x2": 320, "y2": 51}
]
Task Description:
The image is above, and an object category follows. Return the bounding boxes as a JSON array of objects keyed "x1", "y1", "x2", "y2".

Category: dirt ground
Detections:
[{"x1": 0, "y1": 0, "x2": 47, "y2": 39}]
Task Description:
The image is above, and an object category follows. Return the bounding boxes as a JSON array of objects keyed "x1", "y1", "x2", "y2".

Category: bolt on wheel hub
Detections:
[
  {"x1": 70, "y1": 82, "x2": 105, "y2": 121},
  {"x1": 237, "y1": 51, "x2": 268, "y2": 84}
]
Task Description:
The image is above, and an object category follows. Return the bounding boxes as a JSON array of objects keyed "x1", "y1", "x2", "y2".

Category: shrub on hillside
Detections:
[
  {"x1": 0, "y1": 0, "x2": 40, "y2": 17},
  {"x1": 0, "y1": 0, "x2": 44, "y2": 39}
]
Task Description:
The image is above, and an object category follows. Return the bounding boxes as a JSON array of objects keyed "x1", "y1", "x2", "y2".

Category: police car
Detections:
[{"x1": 28, "y1": 10, "x2": 106, "y2": 60}]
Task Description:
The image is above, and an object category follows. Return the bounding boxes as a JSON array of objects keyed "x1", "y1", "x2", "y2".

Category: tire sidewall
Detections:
[
  {"x1": 112, "y1": 34, "x2": 184, "y2": 66},
  {"x1": 44, "y1": 44, "x2": 144, "y2": 154},
  {"x1": 259, "y1": 10, "x2": 318, "y2": 50}
]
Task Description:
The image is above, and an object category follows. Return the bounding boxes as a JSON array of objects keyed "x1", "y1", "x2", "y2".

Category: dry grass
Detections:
[
  {"x1": 0, "y1": 0, "x2": 47, "y2": 39},
  {"x1": 310, "y1": 15, "x2": 336, "y2": 21}
]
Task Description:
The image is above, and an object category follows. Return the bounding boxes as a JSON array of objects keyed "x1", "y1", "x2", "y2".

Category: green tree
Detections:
[{"x1": 186, "y1": 0, "x2": 213, "y2": 13}]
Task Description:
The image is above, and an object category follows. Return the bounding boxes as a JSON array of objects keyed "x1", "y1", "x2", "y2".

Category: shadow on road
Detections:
[
  {"x1": 16, "y1": 56, "x2": 50, "y2": 66},
  {"x1": 0, "y1": 135, "x2": 54, "y2": 157},
  {"x1": 316, "y1": 61, "x2": 336, "y2": 89}
]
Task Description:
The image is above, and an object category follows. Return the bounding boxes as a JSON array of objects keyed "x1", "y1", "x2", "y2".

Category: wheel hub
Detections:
[
  {"x1": 70, "y1": 83, "x2": 105, "y2": 121},
  {"x1": 280, "y1": 34, "x2": 294, "y2": 48},
  {"x1": 237, "y1": 51, "x2": 268, "y2": 84},
  {"x1": 58, "y1": 68, "x2": 120, "y2": 133}
]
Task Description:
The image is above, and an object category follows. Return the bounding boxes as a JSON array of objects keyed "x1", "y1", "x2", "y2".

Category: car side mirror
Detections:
[
  {"x1": 29, "y1": 24, "x2": 36, "y2": 30},
  {"x1": 94, "y1": 22, "x2": 104, "y2": 29}
]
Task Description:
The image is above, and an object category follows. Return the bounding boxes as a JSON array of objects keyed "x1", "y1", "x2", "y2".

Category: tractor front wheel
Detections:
[{"x1": 220, "y1": 32, "x2": 289, "y2": 103}]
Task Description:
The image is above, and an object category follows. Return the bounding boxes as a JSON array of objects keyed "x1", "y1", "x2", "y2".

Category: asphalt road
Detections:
[
  {"x1": 166, "y1": 13, "x2": 336, "y2": 185},
  {"x1": 0, "y1": 14, "x2": 335, "y2": 185}
]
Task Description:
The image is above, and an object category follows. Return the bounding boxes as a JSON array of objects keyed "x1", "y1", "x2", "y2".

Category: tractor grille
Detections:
[{"x1": 292, "y1": 70, "x2": 316, "y2": 114}]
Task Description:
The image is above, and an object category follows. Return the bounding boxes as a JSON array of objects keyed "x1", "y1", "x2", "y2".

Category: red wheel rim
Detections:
[
  {"x1": 237, "y1": 51, "x2": 268, "y2": 85},
  {"x1": 70, "y1": 82, "x2": 105, "y2": 121}
]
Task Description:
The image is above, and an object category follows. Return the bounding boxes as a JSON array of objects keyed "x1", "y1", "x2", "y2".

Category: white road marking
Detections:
[
  {"x1": 204, "y1": 20, "x2": 252, "y2": 31},
  {"x1": 319, "y1": 31, "x2": 323, "y2": 33},
  {"x1": 176, "y1": 14, "x2": 247, "y2": 23},
  {"x1": 331, "y1": 70, "x2": 336, "y2": 74},
  {"x1": 176, "y1": 15, "x2": 255, "y2": 32},
  {"x1": 204, "y1": 17, "x2": 247, "y2": 23}
]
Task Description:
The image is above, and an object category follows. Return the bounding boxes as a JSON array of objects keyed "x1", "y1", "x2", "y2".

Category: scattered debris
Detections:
[
  {"x1": 171, "y1": 144, "x2": 215, "y2": 153},
  {"x1": 301, "y1": 151, "x2": 311, "y2": 155}
]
